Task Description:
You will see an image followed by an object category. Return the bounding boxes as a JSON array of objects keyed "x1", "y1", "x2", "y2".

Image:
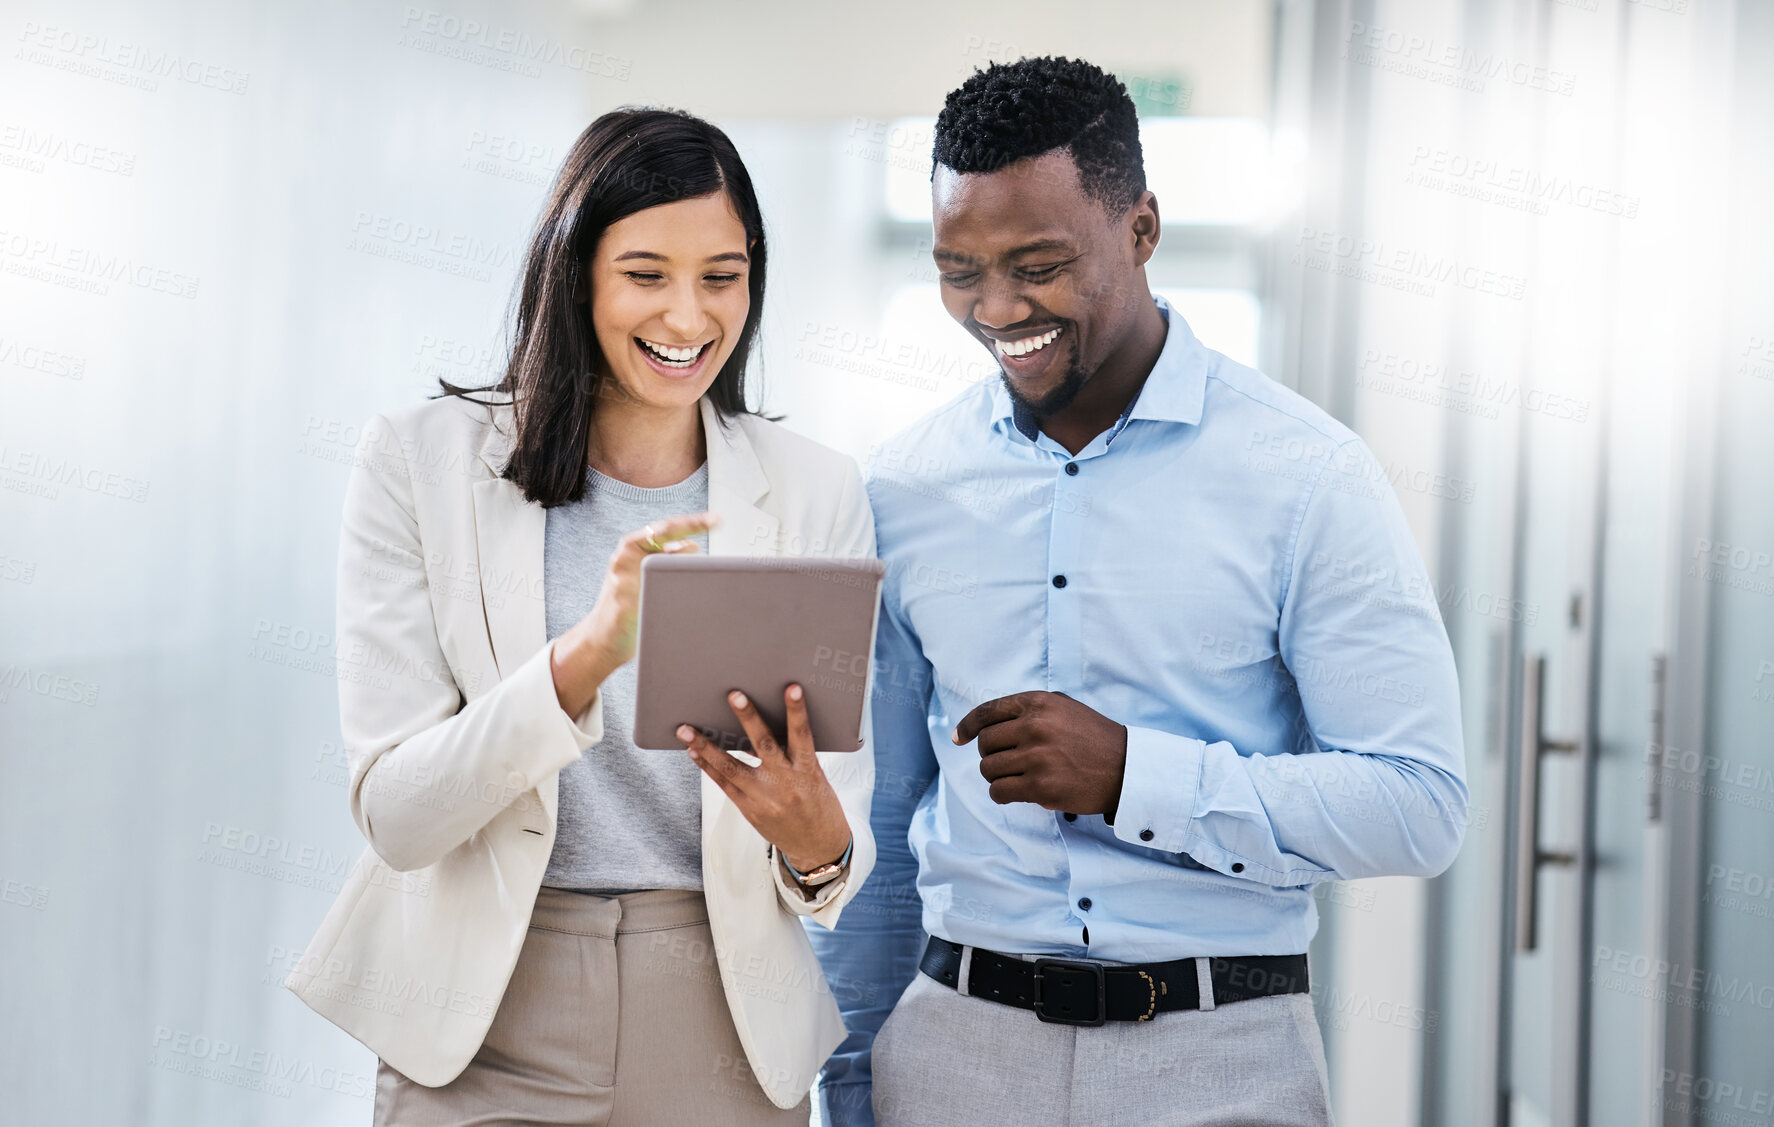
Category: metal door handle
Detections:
[
  {"x1": 1647, "y1": 652, "x2": 1667, "y2": 823},
  {"x1": 1514, "y1": 653, "x2": 1580, "y2": 951}
]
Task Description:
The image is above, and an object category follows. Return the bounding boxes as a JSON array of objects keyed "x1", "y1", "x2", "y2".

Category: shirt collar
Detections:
[{"x1": 989, "y1": 293, "x2": 1209, "y2": 443}]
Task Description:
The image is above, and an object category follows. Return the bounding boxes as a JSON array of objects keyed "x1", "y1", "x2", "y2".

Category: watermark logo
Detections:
[
  {"x1": 345, "y1": 211, "x2": 519, "y2": 285},
  {"x1": 394, "y1": 8, "x2": 631, "y2": 81},
  {"x1": 0, "y1": 122, "x2": 136, "y2": 176},
  {"x1": 0, "y1": 229, "x2": 198, "y2": 299},
  {"x1": 1341, "y1": 21, "x2": 1576, "y2": 97},
  {"x1": 15, "y1": 22, "x2": 250, "y2": 95},
  {"x1": 1292, "y1": 226, "x2": 1527, "y2": 301}
]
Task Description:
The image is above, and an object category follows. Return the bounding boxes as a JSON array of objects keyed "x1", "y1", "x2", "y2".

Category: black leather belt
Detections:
[{"x1": 919, "y1": 937, "x2": 1309, "y2": 1026}]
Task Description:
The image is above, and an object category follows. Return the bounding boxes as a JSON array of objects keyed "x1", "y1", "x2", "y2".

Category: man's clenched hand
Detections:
[{"x1": 953, "y1": 691, "x2": 1128, "y2": 818}]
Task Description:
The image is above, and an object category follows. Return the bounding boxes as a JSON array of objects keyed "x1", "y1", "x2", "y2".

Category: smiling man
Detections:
[{"x1": 807, "y1": 57, "x2": 1470, "y2": 1127}]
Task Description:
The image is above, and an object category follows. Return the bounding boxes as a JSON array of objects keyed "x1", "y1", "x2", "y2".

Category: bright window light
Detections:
[
  {"x1": 881, "y1": 118, "x2": 938, "y2": 225},
  {"x1": 1155, "y1": 288, "x2": 1262, "y2": 369},
  {"x1": 882, "y1": 282, "x2": 976, "y2": 346},
  {"x1": 877, "y1": 283, "x2": 995, "y2": 393},
  {"x1": 1141, "y1": 119, "x2": 1273, "y2": 227},
  {"x1": 883, "y1": 116, "x2": 1287, "y2": 227}
]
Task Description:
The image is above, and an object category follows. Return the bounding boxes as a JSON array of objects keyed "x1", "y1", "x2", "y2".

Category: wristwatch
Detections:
[{"x1": 783, "y1": 837, "x2": 853, "y2": 890}]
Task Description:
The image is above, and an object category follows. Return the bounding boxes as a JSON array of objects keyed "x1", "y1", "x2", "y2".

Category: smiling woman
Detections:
[
  {"x1": 440, "y1": 108, "x2": 771, "y2": 507},
  {"x1": 590, "y1": 191, "x2": 753, "y2": 397},
  {"x1": 283, "y1": 106, "x2": 880, "y2": 1127}
]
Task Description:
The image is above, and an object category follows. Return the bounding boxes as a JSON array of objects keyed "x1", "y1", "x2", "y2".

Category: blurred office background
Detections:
[{"x1": 2, "y1": 0, "x2": 1770, "y2": 1124}]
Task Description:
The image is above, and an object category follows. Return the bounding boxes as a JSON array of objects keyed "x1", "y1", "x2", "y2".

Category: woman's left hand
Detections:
[{"x1": 677, "y1": 684, "x2": 852, "y2": 873}]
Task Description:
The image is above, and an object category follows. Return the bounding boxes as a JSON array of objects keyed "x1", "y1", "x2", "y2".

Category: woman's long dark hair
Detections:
[{"x1": 438, "y1": 107, "x2": 768, "y2": 507}]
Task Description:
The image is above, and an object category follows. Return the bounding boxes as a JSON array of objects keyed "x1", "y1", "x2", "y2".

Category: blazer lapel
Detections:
[
  {"x1": 470, "y1": 404, "x2": 555, "y2": 827},
  {"x1": 470, "y1": 406, "x2": 547, "y2": 683},
  {"x1": 700, "y1": 396, "x2": 779, "y2": 557}
]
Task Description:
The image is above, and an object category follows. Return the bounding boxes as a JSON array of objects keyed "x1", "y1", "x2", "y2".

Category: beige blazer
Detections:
[{"x1": 284, "y1": 393, "x2": 878, "y2": 1110}]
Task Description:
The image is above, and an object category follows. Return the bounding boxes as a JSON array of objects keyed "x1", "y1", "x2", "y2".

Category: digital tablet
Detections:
[{"x1": 631, "y1": 555, "x2": 887, "y2": 752}]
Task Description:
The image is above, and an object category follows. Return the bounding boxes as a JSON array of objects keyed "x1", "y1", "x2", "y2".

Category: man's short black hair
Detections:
[{"x1": 932, "y1": 55, "x2": 1145, "y2": 215}]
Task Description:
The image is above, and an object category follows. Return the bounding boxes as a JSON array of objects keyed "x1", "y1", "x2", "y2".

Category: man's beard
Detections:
[{"x1": 1000, "y1": 335, "x2": 1088, "y2": 418}]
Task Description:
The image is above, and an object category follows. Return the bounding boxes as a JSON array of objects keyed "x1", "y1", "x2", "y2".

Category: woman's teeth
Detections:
[
  {"x1": 995, "y1": 327, "x2": 1062, "y2": 358},
  {"x1": 638, "y1": 339, "x2": 707, "y2": 368}
]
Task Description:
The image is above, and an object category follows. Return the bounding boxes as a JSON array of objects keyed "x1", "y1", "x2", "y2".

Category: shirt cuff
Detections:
[
  {"x1": 564, "y1": 690, "x2": 603, "y2": 748},
  {"x1": 1112, "y1": 726, "x2": 1207, "y2": 854}
]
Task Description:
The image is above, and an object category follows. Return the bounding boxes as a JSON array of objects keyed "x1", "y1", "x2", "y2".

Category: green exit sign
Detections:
[{"x1": 1120, "y1": 70, "x2": 1192, "y2": 117}]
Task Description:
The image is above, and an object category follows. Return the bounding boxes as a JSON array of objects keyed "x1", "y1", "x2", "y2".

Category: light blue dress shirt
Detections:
[{"x1": 811, "y1": 295, "x2": 1468, "y2": 1124}]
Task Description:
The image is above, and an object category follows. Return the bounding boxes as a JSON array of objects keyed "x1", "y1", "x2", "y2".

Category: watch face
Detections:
[{"x1": 801, "y1": 864, "x2": 843, "y2": 886}]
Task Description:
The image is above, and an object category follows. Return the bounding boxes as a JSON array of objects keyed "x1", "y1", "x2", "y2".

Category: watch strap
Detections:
[{"x1": 784, "y1": 837, "x2": 853, "y2": 884}]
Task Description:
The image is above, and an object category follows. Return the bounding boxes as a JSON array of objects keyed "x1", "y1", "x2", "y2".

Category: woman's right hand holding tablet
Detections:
[{"x1": 550, "y1": 511, "x2": 720, "y2": 719}]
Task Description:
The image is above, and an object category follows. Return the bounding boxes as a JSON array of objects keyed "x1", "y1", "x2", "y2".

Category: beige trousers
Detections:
[{"x1": 373, "y1": 886, "x2": 809, "y2": 1127}]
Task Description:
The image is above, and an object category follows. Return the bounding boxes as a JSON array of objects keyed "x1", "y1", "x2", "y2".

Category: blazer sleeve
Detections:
[
  {"x1": 766, "y1": 459, "x2": 879, "y2": 926},
  {"x1": 337, "y1": 413, "x2": 605, "y2": 873}
]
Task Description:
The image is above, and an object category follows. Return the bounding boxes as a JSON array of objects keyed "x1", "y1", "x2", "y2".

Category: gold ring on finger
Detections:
[{"x1": 642, "y1": 524, "x2": 663, "y2": 552}]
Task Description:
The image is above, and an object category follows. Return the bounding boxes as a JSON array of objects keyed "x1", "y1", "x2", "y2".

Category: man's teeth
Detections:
[
  {"x1": 995, "y1": 327, "x2": 1062, "y2": 358},
  {"x1": 639, "y1": 339, "x2": 705, "y2": 367}
]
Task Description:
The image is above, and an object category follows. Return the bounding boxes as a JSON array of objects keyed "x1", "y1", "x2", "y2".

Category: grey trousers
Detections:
[
  {"x1": 372, "y1": 886, "x2": 808, "y2": 1127},
  {"x1": 872, "y1": 959, "x2": 1334, "y2": 1127}
]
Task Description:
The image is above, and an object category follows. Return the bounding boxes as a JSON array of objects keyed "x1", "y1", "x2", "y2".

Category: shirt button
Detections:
[
  {"x1": 1064, "y1": 462, "x2": 1079, "y2": 476},
  {"x1": 1063, "y1": 812, "x2": 1078, "y2": 822},
  {"x1": 1139, "y1": 829, "x2": 1154, "y2": 842},
  {"x1": 1078, "y1": 897, "x2": 1092, "y2": 911},
  {"x1": 1052, "y1": 574, "x2": 1067, "y2": 588},
  {"x1": 1231, "y1": 863, "x2": 1245, "y2": 873}
]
